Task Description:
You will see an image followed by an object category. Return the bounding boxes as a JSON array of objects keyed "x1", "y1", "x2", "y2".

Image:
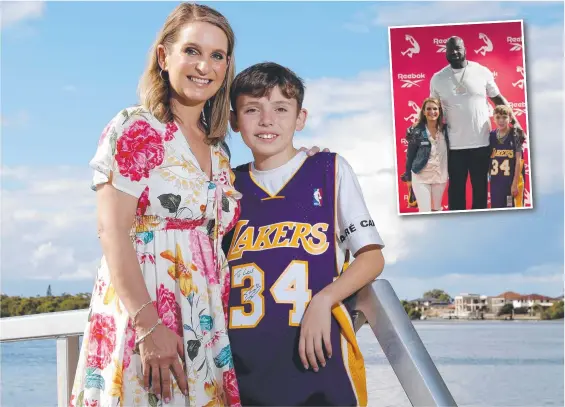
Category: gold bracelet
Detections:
[
  {"x1": 131, "y1": 300, "x2": 154, "y2": 326},
  {"x1": 135, "y1": 318, "x2": 162, "y2": 345}
]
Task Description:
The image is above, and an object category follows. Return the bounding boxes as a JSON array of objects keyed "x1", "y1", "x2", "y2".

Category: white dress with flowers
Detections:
[{"x1": 70, "y1": 106, "x2": 242, "y2": 407}]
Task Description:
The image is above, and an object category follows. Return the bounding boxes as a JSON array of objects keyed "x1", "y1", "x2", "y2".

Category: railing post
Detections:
[
  {"x1": 57, "y1": 336, "x2": 80, "y2": 407},
  {"x1": 349, "y1": 280, "x2": 458, "y2": 407}
]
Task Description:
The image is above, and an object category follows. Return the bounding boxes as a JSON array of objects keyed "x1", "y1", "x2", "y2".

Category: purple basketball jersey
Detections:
[
  {"x1": 226, "y1": 153, "x2": 365, "y2": 406},
  {"x1": 489, "y1": 130, "x2": 520, "y2": 208}
]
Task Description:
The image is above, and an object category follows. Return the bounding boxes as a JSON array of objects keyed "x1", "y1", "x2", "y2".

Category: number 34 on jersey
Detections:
[{"x1": 229, "y1": 261, "x2": 312, "y2": 329}]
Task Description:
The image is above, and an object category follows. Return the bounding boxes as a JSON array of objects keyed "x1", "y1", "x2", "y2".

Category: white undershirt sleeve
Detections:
[{"x1": 335, "y1": 155, "x2": 385, "y2": 257}]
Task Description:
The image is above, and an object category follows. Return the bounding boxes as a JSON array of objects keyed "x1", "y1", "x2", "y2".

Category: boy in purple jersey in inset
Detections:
[
  {"x1": 223, "y1": 62, "x2": 385, "y2": 406},
  {"x1": 489, "y1": 105, "x2": 525, "y2": 208}
]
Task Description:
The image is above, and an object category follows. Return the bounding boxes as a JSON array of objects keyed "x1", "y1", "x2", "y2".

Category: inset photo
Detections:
[{"x1": 388, "y1": 20, "x2": 532, "y2": 215}]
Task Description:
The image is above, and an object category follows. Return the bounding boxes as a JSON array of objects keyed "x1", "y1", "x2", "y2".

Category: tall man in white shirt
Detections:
[{"x1": 430, "y1": 36, "x2": 522, "y2": 210}]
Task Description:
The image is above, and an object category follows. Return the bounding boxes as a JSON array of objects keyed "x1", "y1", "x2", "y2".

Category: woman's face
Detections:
[
  {"x1": 423, "y1": 101, "x2": 440, "y2": 122},
  {"x1": 159, "y1": 21, "x2": 229, "y2": 107}
]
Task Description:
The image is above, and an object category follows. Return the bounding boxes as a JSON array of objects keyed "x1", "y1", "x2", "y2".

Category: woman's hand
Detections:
[
  {"x1": 299, "y1": 146, "x2": 331, "y2": 156},
  {"x1": 298, "y1": 292, "x2": 333, "y2": 372},
  {"x1": 137, "y1": 313, "x2": 189, "y2": 402}
]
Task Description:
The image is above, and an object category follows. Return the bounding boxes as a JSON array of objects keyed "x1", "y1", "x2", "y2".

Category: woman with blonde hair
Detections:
[
  {"x1": 68, "y1": 3, "x2": 306, "y2": 406},
  {"x1": 401, "y1": 97, "x2": 450, "y2": 212}
]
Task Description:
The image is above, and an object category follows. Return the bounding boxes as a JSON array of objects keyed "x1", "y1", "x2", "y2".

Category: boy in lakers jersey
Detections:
[
  {"x1": 224, "y1": 62, "x2": 385, "y2": 406},
  {"x1": 489, "y1": 105, "x2": 525, "y2": 208}
]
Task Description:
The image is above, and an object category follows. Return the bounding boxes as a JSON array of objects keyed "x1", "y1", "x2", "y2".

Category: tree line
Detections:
[
  {"x1": 1, "y1": 288, "x2": 92, "y2": 318},
  {"x1": 1, "y1": 286, "x2": 562, "y2": 320}
]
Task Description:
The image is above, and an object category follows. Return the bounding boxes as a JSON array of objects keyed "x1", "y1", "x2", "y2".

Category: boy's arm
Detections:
[{"x1": 299, "y1": 155, "x2": 384, "y2": 371}]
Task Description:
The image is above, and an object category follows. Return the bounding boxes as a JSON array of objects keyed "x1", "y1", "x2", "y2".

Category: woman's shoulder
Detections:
[
  {"x1": 98, "y1": 105, "x2": 172, "y2": 144},
  {"x1": 408, "y1": 123, "x2": 425, "y2": 136},
  {"x1": 95, "y1": 105, "x2": 173, "y2": 163},
  {"x1": 109, "y1": 105, "x2": 161, "y2": 130}
]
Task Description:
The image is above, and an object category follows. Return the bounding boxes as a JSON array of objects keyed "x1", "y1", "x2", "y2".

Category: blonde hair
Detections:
[
  {"x1": 137, "y1": 3, "x2": 236, "y2": 145},
  {"x1": 414, "y1": 97, "x2": 444, "y2": 131}
]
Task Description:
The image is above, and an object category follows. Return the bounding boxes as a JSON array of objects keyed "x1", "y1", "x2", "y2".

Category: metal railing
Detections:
[
  {"x1": 0, "y1": 279, "x2": 457, "y2": 407},
  {"x1": 0, "y1": 308, "x2": 88, "y2": 407}
]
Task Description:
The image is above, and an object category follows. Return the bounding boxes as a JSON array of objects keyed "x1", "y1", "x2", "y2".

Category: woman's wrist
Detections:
[{"x1": 134, "y1": 305, "x2": 160, "y2": 331}]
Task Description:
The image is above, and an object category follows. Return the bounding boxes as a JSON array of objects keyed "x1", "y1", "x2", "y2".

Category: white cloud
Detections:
[
  {"x1": 31, "y1": 242, "x2": 75, "y2": 269},
  {"x1": 344, "y1": 1, "x2": 523, "y2": 32},
  {"x1": 1, "y1": 8, "x2": 561, "y2": 300},
  {"x1": 376, "y1": 2, "x2": 520, "y2": 27},
  {"x1": 1, "y1": 166, "x2": 100, "y2": 281},
  {"x1": 59, "y1": 260, "x2": 100, "y2": 281},
  {"x1": 295, "y1": 20, "x2": 562, "y2": 272},
  {"x1": 523, "y1": 26, "x2": 564, "y2": 194},
  {"x1": 0, "y1": 1, "x2": 45, "y2": 29},
  {"x1": 297, "y1": 70, "x2": 431, "y2": 266},
  {"x1": 526, "y1": 25, "x2": 563, "y2": 61}
]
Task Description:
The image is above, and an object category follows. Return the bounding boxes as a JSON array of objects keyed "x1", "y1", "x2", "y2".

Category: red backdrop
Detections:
[{"x1": 389, "y1": 20, "x2": 531, "y2": 214}]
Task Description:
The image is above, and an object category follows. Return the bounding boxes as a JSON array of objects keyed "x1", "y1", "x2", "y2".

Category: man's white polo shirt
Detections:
[{"x1": 430, "y1": 61, "x2": 500, "y2": 150}]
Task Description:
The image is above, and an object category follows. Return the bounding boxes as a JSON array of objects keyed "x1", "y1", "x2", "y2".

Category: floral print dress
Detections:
[{"x1": 70, "y1": 106, "x2": 242, "y2": 407}]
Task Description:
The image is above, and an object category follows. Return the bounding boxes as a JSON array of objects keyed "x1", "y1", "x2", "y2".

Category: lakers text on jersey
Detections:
[{"x1": 226, "y1": 153, "x2": 367, "y2": 406}]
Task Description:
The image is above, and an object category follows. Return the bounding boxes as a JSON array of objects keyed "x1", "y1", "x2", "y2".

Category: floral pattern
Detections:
[
  {"x1": 116, "y1": 120, "x2": 165, "y2": 182},
  {"x1": 71, "y1": 106, "x2": 242, "y2": 407}
]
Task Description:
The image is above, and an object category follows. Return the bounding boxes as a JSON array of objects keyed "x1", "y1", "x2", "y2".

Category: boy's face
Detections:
[
  {"x1": 230, "y1": 86, "x2": 307, "y2": 161},
  {"x1": 494, "y1": 113, "x2": 510, "y2": 129}
]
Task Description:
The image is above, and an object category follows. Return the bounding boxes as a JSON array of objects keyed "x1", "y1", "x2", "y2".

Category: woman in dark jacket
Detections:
[{"x1": 401, "y1": 97, "x2": 450, "y2": 212}]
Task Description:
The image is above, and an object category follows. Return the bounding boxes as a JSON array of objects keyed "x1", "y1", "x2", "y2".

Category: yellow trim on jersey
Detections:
[
  {"x1": 334, "y1": 154, "x2": 341, "y2": 277},
  {"x1": 515, "y1": 158, "x2": 525, "y2": 207},
  {"x1": 333, "y1": 303, "x2": 368, "y2": 407},
  {"x1": 248, "y1": 157, "x2": 308, "y2": 199}
]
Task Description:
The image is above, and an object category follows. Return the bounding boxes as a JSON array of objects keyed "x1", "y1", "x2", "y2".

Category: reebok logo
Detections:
[
  {"x1": 509, "y1": 101, "x2": 526, "y2": 117},
  {"x1": 512, "y1": 66, "x2": 525, "y2": 89},
  {"x1": 398, "y1": 73, "x2": 425, "y2": 88},
  {"x1": 474, "y1": 33, "x2": 493, "y2": 56},
  {"x1": 433, "y1": 38, "x2": 448, "y2": 53},
  {"x1": 401, "y1": 34, "x2": 420, "y2": 58},
  {"x1": 507, "y1": 36, "x2": 523, "y2": 51},
  {"x1": 404, "y1": 100, "x2": 421, "y2": 124}
]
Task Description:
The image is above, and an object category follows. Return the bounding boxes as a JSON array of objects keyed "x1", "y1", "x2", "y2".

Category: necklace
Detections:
[{"x1": 452, "y1": 65, "x2": 467, "y2": 94}]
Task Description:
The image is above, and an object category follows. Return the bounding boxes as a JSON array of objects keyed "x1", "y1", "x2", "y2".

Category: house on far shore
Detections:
[
  {"x1": 487, "y1": 291, "x2": 558, "y2": 315},
  {"x1": 454, "y1": 293, "x2": 488, "y2": 318},
  {"x1": 410, "y1": 297, "x2": 452, "y2": 318}
]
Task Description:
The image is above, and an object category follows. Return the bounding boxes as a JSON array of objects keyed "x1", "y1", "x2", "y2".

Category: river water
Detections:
[{"x1": 1, "y1": 320, "x2": 562, "y2": 406}]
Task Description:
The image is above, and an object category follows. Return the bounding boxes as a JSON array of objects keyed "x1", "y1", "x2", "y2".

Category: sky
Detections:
[{"x1": 1, "y1": 1, "x2": 563, "y2": 301}]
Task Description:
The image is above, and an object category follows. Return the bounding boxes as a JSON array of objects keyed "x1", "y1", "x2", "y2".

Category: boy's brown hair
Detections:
[
  {"x1": 493, "y1": 105, "x2": 513, "y2": 117},
  {"x1": 230, "y1": 62, "x2": 305, "y2": 113}
]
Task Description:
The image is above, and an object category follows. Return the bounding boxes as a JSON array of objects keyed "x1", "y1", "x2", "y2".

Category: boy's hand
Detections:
[
  {"x1": 299, "y1": 292, "x2": 333, "y2": 372},
  {"x1": 299, "y1": 146, "x2": 331, "y2": 156},
  {"x1": 511, "y1": 181, "x2": 518, "y2": 197}
]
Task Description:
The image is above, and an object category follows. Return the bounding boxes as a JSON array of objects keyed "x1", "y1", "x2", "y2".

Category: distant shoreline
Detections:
[{"x1": 413, "y1": 317, "x2": 564, "y2": 322}]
